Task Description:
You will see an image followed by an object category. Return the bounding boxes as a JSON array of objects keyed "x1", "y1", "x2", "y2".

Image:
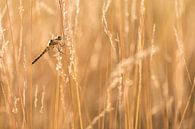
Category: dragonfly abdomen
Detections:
[{"x1": 32, "y1": 47, "x2": 49, "y2": 64}]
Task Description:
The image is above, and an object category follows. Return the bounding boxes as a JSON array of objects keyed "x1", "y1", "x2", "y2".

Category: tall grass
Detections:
[{"x1": 0, "y1": 0, "x2": 195, "y2": 129}]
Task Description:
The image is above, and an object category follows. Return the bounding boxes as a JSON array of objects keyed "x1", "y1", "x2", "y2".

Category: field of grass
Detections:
[{"x1": 0, "y1": 0, "x2": 195, "y2": 129}]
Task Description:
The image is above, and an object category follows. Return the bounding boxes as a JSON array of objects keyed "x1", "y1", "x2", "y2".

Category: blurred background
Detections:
[{"x1": 0, "y1": 0, "x2": 195, "y2": 129}]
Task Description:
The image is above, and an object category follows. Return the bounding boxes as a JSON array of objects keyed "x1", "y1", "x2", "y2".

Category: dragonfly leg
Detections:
[{"x1": 57, "y1": 46, "x2": 64, "y2": 54}]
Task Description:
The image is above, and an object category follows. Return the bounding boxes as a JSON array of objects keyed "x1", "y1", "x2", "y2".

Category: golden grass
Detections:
[{"x1": 0, "y1": 0, "x2": 195, "y2": 129}]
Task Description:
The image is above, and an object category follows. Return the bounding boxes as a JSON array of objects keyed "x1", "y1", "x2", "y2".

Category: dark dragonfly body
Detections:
[
  {"x1": 32, "y1": 48, "x2": 48, "y2": 64},
  {"x1": 32, "y1": 36, "x2": 63, "y2": 64}
]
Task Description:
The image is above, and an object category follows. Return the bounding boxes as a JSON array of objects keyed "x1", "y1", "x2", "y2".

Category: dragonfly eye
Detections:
[
  {"x1": 57, "y1": 36, "x2": 62, "y2": 40},
  {"x1": 50, "y1": 39, "x2": 54, "y2": 42},
  {"x1": 49, "y1": 40, "x2": 54, "y2": 45}
]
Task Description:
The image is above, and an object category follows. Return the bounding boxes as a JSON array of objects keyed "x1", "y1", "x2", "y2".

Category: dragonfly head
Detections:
[{"x1": 56, "y1": 36, "x2": 62, "y2": 40}]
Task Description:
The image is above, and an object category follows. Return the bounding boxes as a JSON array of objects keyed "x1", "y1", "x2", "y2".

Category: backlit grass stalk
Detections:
[
  {"x1": 54, "y1": 51, "x2": 63, "y2": 129},
  {"x1": 59, "y1": 1, "x2": 83, "y2": 129},
  {"x1": 174, "y1": 25, "x2": 194, "y2": 129},
  {"x1": 86, "y1": 47, "x2": 158, "y2": 129},
  {"x1": 174, "y1": 2, "x2": 193, "y2": 127},
  {"x1": 135, "y1": 0, "x2": 145, "y2": 129},
  {"x1": 18, "y1": 0, "x2": 24, "y2": 62},
  {"x1": 5, "y1": 0, "x2": 17, "y2": 68},
  {"x1": 102, "y1": 0, "x2": 116, "y2": 52},
  {"x1": 0, "y1": 12, "x2": 16, "y2": 129}
]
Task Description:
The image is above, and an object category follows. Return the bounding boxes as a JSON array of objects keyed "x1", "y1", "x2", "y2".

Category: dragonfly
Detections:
[{"x1": 32, "y1": 35, "x2": 64, "y2": 64}]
